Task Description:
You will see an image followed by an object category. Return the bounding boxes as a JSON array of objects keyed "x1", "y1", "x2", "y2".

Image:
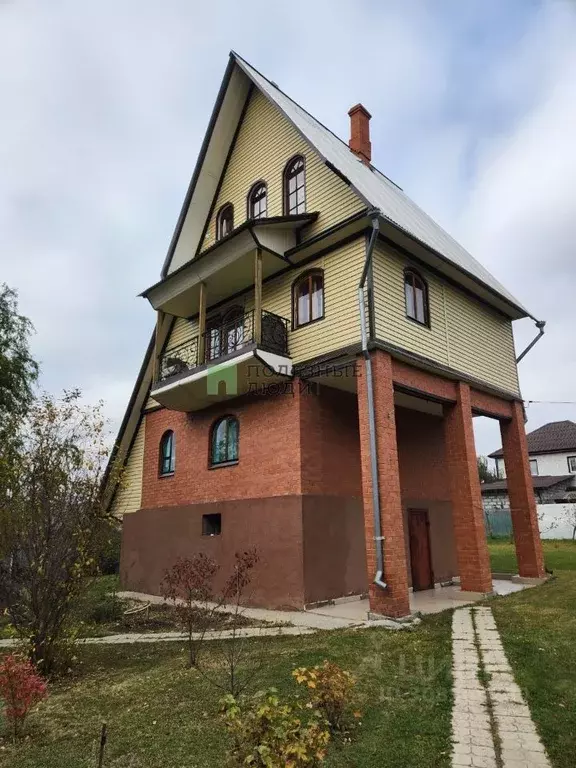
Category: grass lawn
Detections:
[
  {"x1": 490, "y1": 546, "x2": 576, "y2": 768},
  {"x1": 488, "y1": 538, "x2": 576, "y2": 573},
  {"x1": 0, "y1": 615, "x2": 453, "y2": 768}
]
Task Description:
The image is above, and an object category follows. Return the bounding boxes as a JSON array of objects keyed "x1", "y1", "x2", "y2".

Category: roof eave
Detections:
[{"x1": 160, "y1": 54, "x2": 237, "y2": 279}]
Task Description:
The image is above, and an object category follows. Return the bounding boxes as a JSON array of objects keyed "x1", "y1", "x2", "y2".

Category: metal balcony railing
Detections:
[
  {"x1": 157, "y1": 310, "x2": 290, "y2": 383},
  {"x1": 159, "y1": 336, "x2": 199, "y2": 381}
]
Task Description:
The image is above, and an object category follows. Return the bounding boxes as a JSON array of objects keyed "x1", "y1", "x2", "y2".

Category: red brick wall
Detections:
[
  {"x1": 500, "y1": 401, "x2": 546, "y2": 578},
  {"x1": 395, "y1": 407, "x2": 450, "y2": 503},
  {"x1": 142, "y1": 388, "x2": 302, "y2": 508},
  {"x1": 142, "y1": 382, "x2": 361, "y2": 509},
  {"x1": 357, "y1": 351, "x2": 411, "y2": 617},
  {"x1": 125, "y1": 382, "x2": 366, "y2": 609},
  {"x1": 444, "y1": 383, "x2": 493, "y2": 593},
  {"x1": 394, "y1": 407, "x2": 457, "y2": 584},
  {"x1": 392, "y1": 359, "x2": 457, "y2": 402},
  {"x1": 300, "y1": 385, "x2": 362, "y2": 498}
]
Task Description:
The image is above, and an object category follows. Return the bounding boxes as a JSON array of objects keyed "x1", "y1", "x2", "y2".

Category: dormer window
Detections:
[
  {"x1": 404, "y1": 268, "x2": 429, "y2": 326},
  {"x1": 248, "y1": 182, "x2": 267, "y2": 219},
  {"x1": 216, "y1": 203, "x2": 234, "y2": 240},
  {"x1": 284, "y1": 156, "x2": 306, "y2": 215}
]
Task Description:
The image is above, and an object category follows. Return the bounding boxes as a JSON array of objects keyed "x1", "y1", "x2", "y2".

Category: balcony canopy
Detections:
[{"x1": 141, "y1": 214, "x2": 317, "y2": 318}]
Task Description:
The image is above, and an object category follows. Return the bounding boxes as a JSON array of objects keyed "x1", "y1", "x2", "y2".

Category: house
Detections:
[
  {"x1": 484, "y1": 421, "x2": 576, "y2": 538},
  {"x1": 490, "y1": 420, "x2": 576, "y2": 482},
  {"x1": 106, "y1": 52, "x2": 546, "y2": 619}
]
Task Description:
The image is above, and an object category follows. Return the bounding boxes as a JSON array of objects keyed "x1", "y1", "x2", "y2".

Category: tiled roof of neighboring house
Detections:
[
  {"x1": 489, "y1": 420, "x2": 576, "y2": 458},
  {"x1": 480, "y1": 475, "x2": 574, "y2": 493}
]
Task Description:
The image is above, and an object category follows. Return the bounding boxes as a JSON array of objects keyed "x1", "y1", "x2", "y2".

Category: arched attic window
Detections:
[
  {"x1": 216, "y1": 203, "x2": 234, "y2": 240},
  {"x1": 283, "y1": 155, "x2": 306, "y2": 215},
  {"x1": 247, "y1": 181, "x2": 267, "y2": 219}
]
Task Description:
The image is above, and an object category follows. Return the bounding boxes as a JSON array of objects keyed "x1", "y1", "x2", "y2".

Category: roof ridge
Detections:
[
  {"x1": 230, "y1": 51, "x2": 404, "y2": 191},
  {"x1": 231, "y1": 52, "x2": 529, "y2": 318}
]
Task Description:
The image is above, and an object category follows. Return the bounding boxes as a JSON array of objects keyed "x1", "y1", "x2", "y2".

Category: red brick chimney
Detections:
[{"x1": 348, "y1": 104, "x2": 372, "y2": 165}]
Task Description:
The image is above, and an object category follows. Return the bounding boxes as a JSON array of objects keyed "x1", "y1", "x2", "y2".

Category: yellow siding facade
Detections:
[
  {"x1": 258, "y1": 237, "x2": 365, "y2": 363},
  {"x1": 155, "y1": 238, "x2": 365, "y2": 372},
  {"x1": 373, "y1": 243, "x2": 520, "y2": 395},
  {"x1": 111, "y1": 418, "x2": 146, "y2": 516},
  {"x1": 200, "y1": 89, "x2": 364, "y2": 253}
]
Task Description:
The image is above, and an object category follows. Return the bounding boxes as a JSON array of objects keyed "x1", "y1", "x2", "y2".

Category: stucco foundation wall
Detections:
[
  {"x1": 120, "y1": 496, "x2": 306, "y2": 609},
  {"x1": 302, "y1": 495, "x2": 367, "y2": 604},
  {"x1": 395, "y1": 406, "x2": 458, "y2": 585}
]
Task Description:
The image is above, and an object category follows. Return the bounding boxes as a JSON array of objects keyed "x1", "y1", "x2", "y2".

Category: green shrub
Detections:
[
  {"x1": 98, "y1": 523, "x2": 122, "y2": 575},
  {"x1": 221, "y1": 688, "x2": 330, "y2": 767},
  {"x1": 83, "y1": 592, "x2": 124, "y2": 624},
  {"x1": 293, "y1": 661, "x2": 361, "y2": 736}
]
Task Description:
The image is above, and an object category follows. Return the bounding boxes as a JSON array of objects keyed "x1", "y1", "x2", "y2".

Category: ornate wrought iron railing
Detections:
[
  {"x1": 157, "y1": 310, "x2": 290, "y2": 382},
  {"x1": 261, "y1": 310, "x2": 290, "y2": 356},
  {"x1": 159, "y1": 336, "x2": 199, "y2": 381},
  {"x1": 202, "y1": 309, "x2": 255, "y2": 364}
]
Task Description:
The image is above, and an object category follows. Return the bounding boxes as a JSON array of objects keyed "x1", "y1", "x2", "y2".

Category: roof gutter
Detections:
[
  {"x1": 516, "y1": 319, "x2": 546, "y2": 364},
  {"x1": 357, "y1": 210, "x2": 387, "y2": 590}
]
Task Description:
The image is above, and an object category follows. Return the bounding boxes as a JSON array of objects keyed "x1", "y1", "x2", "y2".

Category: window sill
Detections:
[
  {"x1": 292, "y1": 315, "x2": 325, "y2": 332},
  {"x1": 405, "y1": 315, "x2": 430, "y2": 330},
  {"x1": 158, "y1": 471, "x2": 175, "y2": 479},
  {"x1": 209, "y1": 460, "x2": 239, "y2": 470}
]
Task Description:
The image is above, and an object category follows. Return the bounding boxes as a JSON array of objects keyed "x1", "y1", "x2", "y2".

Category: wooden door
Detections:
[{"x1": 408, "y1": 509, "x2": 434, "y2": 591}]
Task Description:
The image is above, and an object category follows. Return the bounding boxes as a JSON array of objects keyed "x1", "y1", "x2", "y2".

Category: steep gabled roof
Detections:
[
  {"x1": 162, "y1": 51, "x2": 532, "y2": 320},
  {"x1": 489, "y1": 420, "x2": 576, "y2": 458}
]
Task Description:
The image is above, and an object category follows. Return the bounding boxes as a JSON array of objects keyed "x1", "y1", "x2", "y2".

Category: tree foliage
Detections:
[
  {"x1": 477, "y1": 456, "x2": 498, "y2": 483},
  {"x1": 0, "y1": 654, "x2": 48, "y2": 740},
  {"x1": 0, "y1": 284, "x2": 38, "y2": 432},
  {"x1": 0, "y1": 391, "x2": 119, "y2": 676}
]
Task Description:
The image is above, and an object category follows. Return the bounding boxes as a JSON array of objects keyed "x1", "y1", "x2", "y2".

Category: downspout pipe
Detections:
[
  {"x1": 358, "y1": 211, "x2": 387, "y2": 590},
  {"x1": 516, "y1": 319, "x2": 546, "y2": 364}
]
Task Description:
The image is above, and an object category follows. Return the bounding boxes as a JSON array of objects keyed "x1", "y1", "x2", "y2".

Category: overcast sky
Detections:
[{"x1": 1, "y1": 0, "x2": 575, "y2": 460}]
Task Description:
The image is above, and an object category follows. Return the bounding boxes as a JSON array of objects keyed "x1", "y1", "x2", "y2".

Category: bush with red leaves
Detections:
[{"x1": 0, "y1": 654, "x2": 47, "y2": 739}]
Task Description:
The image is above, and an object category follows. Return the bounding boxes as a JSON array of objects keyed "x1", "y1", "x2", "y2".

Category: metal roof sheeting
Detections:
[{"x1": 233, "y1": 53, "x2": 530, "y2": 318}]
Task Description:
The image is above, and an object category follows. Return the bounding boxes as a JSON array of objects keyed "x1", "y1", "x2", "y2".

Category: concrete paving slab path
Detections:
[{"x1": 451, "y1": 606, "x2": 551, "y2": 768}]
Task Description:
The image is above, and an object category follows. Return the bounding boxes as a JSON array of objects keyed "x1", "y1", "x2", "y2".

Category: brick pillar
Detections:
[
  {"x1": 357, "y1": 351, "x2": 410, "y2": 617},
  {"x1": 444, "y1": 382, "x2": 493, "y2": 593},
  {"x1": 500, "y1": 401, "x2": 546, "y2": 578}
]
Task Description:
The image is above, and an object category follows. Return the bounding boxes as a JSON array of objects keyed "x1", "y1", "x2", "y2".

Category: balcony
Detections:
[{"x1": 151, "y1": 310, "x2": 292, "y2": 412}]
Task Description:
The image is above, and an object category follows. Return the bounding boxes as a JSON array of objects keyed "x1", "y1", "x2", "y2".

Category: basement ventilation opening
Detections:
[{"x1": 202, "y1": 513, "x2": 222, "y2": 536}]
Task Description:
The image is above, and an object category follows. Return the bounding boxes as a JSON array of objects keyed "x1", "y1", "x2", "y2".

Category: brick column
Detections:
[
  {"x1": 500, "y1": 401, "x2": 545, "y2": 578},
  {"x1": 444, "y1": 382, "x2": 493, "y2": 593},
  {"x1": 357, "y1": 350, "x2": 410, "y2": 617}
]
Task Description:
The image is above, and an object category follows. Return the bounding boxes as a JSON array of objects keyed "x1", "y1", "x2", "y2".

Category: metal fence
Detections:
[{"x1": 484, "y1": 508, "x2": 513, "y2": 538}]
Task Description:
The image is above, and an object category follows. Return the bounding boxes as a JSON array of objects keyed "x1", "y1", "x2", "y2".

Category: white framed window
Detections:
[
  {"x1": 529, "y1": 458, "x2": 539, "y2": 476},
  {"x1": 568, "y1": 456, "x2": 576, "y2": 473}
]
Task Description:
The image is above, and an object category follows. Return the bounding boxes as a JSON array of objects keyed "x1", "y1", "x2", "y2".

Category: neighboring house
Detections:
[
  {"x1": 490, "y1": 420, "x2": 576, "y2": 483},
  {"x1": 105, "y1": 52, "x2": 546, "y2": 619},
  {"x1": 485, "y1": 421, "x2": 576, "y2": 538}
]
